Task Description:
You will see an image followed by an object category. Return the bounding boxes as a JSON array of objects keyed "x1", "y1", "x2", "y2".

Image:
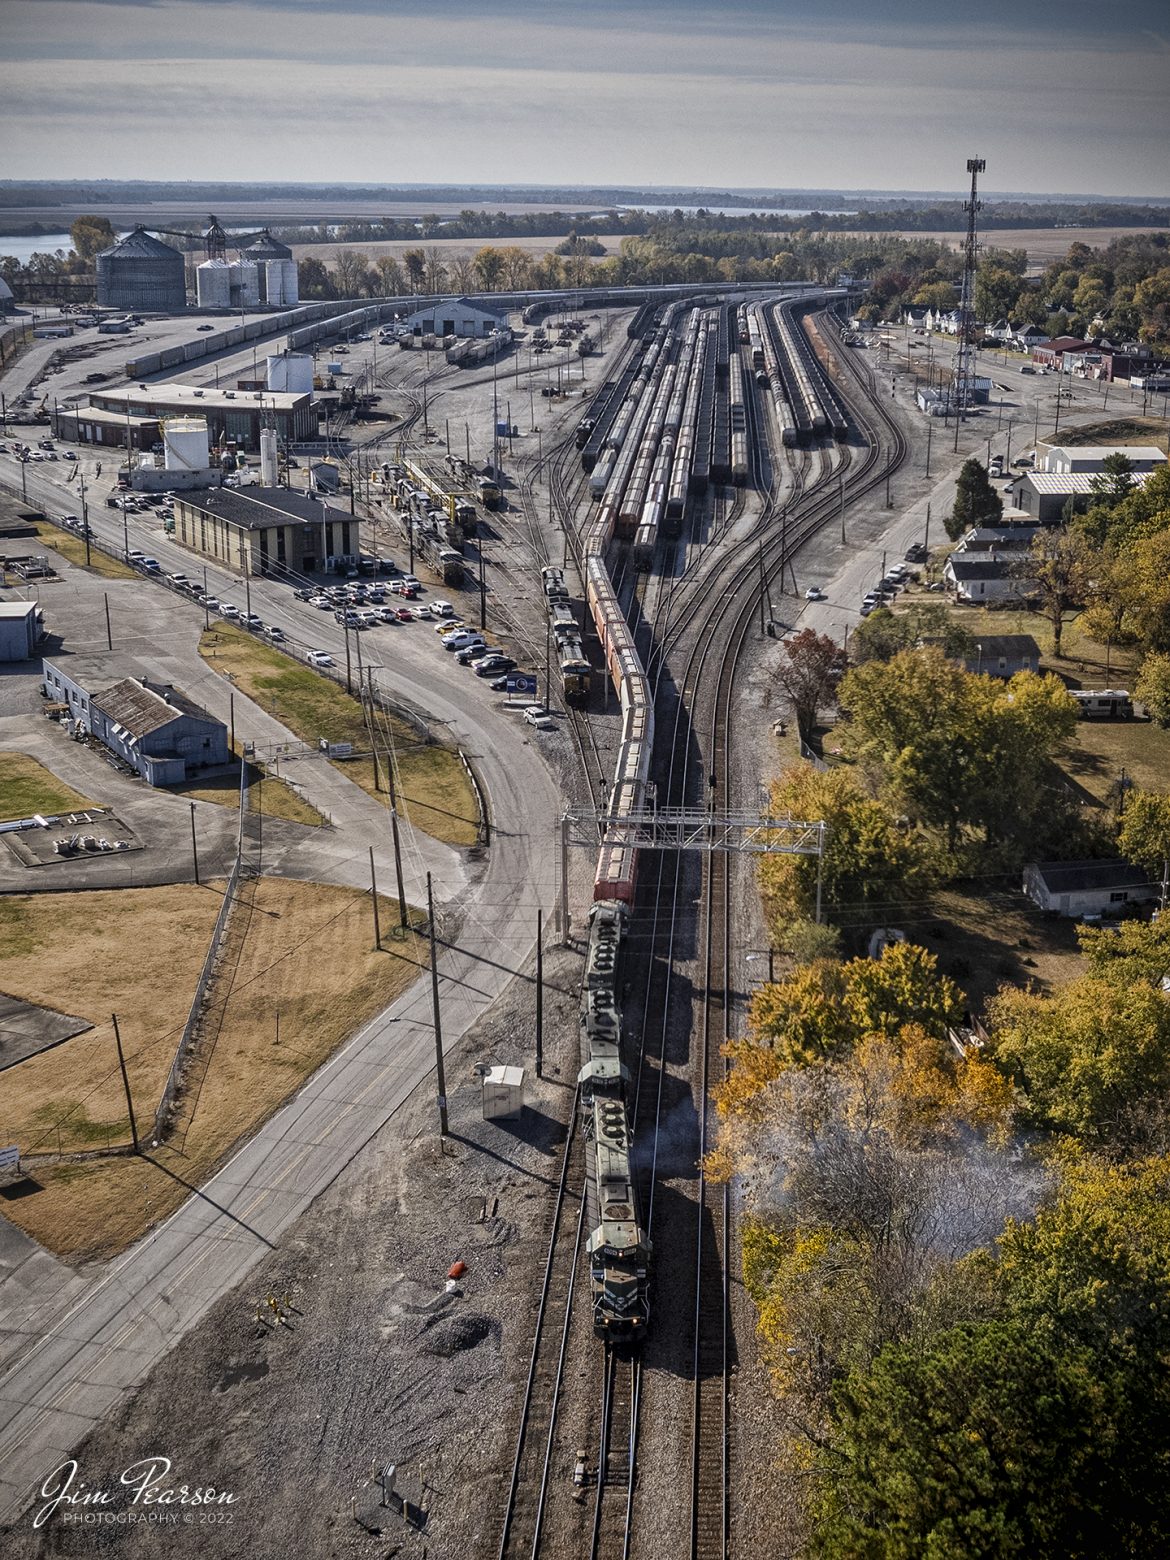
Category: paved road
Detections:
[{"x1": 0, "y1": 461, "x2": 564, "y2": 1525}]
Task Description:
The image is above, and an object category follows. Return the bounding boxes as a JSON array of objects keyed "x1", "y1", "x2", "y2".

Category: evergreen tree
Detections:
[{"x1": 947, "y1": 457, "x2": 1004, "y2": 540}]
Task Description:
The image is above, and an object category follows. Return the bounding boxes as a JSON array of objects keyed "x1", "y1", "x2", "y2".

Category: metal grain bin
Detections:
[{"x1": 96, "y1": 227, "x2": 186, "y2": 312}]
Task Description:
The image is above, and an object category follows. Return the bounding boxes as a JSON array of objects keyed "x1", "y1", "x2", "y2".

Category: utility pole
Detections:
[
  {"x1": 535, "y1": 907, "x2": 543, "y2": 1079},
  {"x1": 190, "y1": 802, "x2": 199, "y2": 885},
  {"x1": 838, "y1": 468, "x2": 845, "y2": 543},
  {"x1": 343, "y1": 622, "x2": 353, "y2": 695},
  {"x1": 229, "y1": 690, "x2": 235, "y2": 756},
  {"x1": 369, "y1": 845, "x2": 381, "y2": 950},
  {"x1": 925, "y1": 413, "x2": 933, "y2": 478},
  {"x1": 104, "y1": 592, "x2": 113, "y2": 651},
  {"x1": 478, "y1": 541, "x2": 486, "y2": 632},
  {"x1": 203, "y1": 565, "x2": 210, "y2": 631},
  {"x1": 111, "y1": 1013, "x2": 139, "y2": 1153},
  {"x1": 924, "y1": 502, "x2": 931, "y2": 553},
  {"x1": 544, "y1": 617, "x2": 552, "y2": 713},
  {"x1": 427, "y1": 873, "x2": 448, "y2": 1137},
  {"x1": 387, "y1": 760, "x2": 408, "y2": 929},
  {"x1": 80, "y1": 469, "x2": 90, "y2": 567}
]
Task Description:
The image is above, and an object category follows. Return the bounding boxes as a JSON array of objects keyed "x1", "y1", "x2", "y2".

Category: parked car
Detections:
[
  {"x1": 804, "y1": 586, "x2": 826, "y2": 601},
  {"x1": 127, "y1": 549, "x2": 146, "y2": 562},
  {"x1": 443, "y1": 631, "x2": 481, "y2": 652},
  {"x1": 429, "y1": 599, "x2": 456, "y2": 618},
  {"x1": 475, "y1": 654, "x2": 517, "y2": 677},
  {"x1": 523, "y1": 705, "x2": 555, "y2": 730},
  {"x1": 435, "y1": 620, "x2": 466, "y2": 636},
  {"x1": 307, "y1": 650, "x2": 334, "y2": 667},
  {"x1": 244, "y1": 614, "x2": 263, "y2": 631},
  {"x1": 394, "y1": 606, "x2": 414, "y2": 622},
  {"x1": 141, "y1": 557, "x2": 161, "y2": 572},
  {"x1": 203, "y1": 597, "x2": 220, "y2": 612},
  {"x1": 220, "y1": 601, "x2": 240, "y2": 618},
  {"x1": 265, "y1": 625, "x2": 287, "y2": 643},
  {"x1": 455, "y1": 639, "x2": 490, "y2": 664}
]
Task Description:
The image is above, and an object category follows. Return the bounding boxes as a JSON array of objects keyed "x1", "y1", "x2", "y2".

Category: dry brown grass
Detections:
[
  {"x1": 173, "y1": 760, "x2": 324, "y2": 828},
  {"x1": 200, "y1": 624, "x2": 479, "y2": 845},
  {"x1": 0, "y1": 886, "x2": 221, "y2": 1156},
  {"x1": 26, "y1": 518, "x2": 137, "y2": 580},
  {"x1": 0, "y1": 877, "x2": 426, "y2": 1260},
  {"x1": 0, "y1": 751, "x2": 96, "y2": 822}
]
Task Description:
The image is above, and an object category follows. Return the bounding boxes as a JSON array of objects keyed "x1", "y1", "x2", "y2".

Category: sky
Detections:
[{"x1": 2, "y1": 0, "x2": 1169, "y2": 197}]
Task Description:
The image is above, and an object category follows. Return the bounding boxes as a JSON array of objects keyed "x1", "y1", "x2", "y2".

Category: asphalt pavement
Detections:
[{"x1": 0, "y1": 454, "x2": 564, "y2": 1525}]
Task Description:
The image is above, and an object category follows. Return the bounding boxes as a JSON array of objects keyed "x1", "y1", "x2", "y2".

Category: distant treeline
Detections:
[{"x1": 274, "y1": 203, "x2": 1170, "y2": 249}]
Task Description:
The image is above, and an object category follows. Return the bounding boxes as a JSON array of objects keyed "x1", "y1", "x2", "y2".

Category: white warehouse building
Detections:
[{"x1": 397, "y1": 296, "x2": 509, "y2": 338}]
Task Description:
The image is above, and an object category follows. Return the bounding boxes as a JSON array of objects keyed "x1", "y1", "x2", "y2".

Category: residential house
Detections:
[
  {"x1": 1023, "y1": 859, "x2": 1158, "y2": 918},
  {"x1": 961, "y1": 634, "x2": 1041, "y2": 678},
  {"x1": 942, "y1": 554, "x2": 1035, "y2": 604}
]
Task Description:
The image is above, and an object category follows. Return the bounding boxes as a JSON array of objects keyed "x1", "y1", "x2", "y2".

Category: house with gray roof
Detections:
[{"x1": 1023, "y1": 859, "x2": 1157, "y2": 918}]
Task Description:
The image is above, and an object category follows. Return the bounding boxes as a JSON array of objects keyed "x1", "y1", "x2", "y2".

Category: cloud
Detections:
[{"x1": 1, "y1": 1, "x2": 1168, "y2": 193}]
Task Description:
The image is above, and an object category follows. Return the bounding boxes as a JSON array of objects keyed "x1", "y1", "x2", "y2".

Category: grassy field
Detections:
[
  {"x1": 0, "y1": 751, "x2": 96, "y2": 822},
  {"x1": 199, "y1": 623, "x2": 479, "y2": 846},
  {"x1": 173, "y1": 758, "x2": 324, "y2": 827},
  {"x1": 0, "y1": 885, "x2": 222, "y2": 1159},
  {"x1": 0, "y1": 877, "x2": 427, "y2": 1259},
  {"x1": 1047, "y1": 417, "x2": 1169, "y2": 452},
  {"x1": 889, "y1": 589, "x2": 1170, "y2": 805},
  {"x1": 26, "y1": 517, "x2": 137, "y2": 580},
  {"x1": 897, "y1": 885, "x2": 1085, "y2": 1011}
]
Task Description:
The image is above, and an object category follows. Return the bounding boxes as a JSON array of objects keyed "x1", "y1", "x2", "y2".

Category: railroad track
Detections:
[
  {"x1": 590, "y1": 1349, "x2": 641, "y2": 1560},
  {"x1": 497, "y1": 1090, "x2": 587, "y2": 1560}
]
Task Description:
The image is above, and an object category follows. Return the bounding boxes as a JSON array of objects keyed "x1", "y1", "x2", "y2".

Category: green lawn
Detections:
[
  {"x1": 199, "y1": 625, "x2": 480, "y2": 846},
  {"x1": 0, "y1": 752, "x2": 97, "y2": 822}
]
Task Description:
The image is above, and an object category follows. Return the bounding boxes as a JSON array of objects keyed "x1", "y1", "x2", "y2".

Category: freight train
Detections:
[{"x1": 573, "y1": 287, "x2": 842, "y2": 1338}]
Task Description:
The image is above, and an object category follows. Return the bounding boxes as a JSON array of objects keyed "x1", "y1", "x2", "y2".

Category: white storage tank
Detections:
[
  {"x1": 260, "y1": 426, "x2": 279, "y2": 487},
  {"x1": 164, "y1": 416, "x2": 211, "y2": 471},
  {"x1": 195, "y1": 259, "x2": 231, "y2": 309},
  {"x1": 266, "y1": 351, "x2": 314, "y2": 394},
  {"x1": 482, "y1": 1065, "x2": 524, "y2": 1122},
  {"x1": 228, "y1": 259, "x2": 260, "y2": 309}
]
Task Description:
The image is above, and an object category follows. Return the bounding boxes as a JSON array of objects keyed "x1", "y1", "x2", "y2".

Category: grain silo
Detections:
[
  {"x1": 195, "y1": 259, "x2": 231, "y2": 309},
  {"x1": 96, "y1": 227, "x2": 187, "y2": 312},
  {"x1": 264, "y1": 258, "x2": 299, "y2": 307},
  {"x1": 243, "y1": 229, "x2": 293, "y2": 305},
  {"x1": 228, "y1": 259, "x2": 260, "y2": 309}
]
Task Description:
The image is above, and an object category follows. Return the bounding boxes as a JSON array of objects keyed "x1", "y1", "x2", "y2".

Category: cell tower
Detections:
[{"x1": 951, "y1": 156, "x2": 985, "y2": 425}]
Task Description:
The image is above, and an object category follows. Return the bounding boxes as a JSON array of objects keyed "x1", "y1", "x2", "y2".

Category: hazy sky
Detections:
[{"x1": 3, "y1": 0, "x2": 1169, "y2": 196}]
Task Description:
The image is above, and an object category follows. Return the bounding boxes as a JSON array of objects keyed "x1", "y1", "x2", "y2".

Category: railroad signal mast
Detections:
[{"x1": 952, "y1": 156, "x2": 985, "y2": 429}]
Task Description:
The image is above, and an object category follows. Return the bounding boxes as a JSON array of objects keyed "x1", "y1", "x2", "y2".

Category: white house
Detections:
[
  {"x1": 1023, "y1": 859, "x2": 1157, "y2": 918},
  {"x1": 943, "y1": 555, "x2": 1035, "y2": 603}
]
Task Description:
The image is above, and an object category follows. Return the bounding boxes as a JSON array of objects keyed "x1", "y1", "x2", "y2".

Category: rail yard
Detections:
[{"x1": 0, "y1": 272, "x2": 1039, "y2": 1558}]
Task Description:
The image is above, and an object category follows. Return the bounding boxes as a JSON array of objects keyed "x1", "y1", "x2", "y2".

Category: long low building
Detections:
[
  {"x1": 42, "y1": 654, "x2": 229, "y2": 785},
  {"x1": 60, "y1": 384, "x2": 318, "y2": 453},
  {"x1": 173, "y1": 485, "x2": 359, "y2": 575},
  {"x1": 1009, "y1": 469, "x2": 1156, "y2": 523}
]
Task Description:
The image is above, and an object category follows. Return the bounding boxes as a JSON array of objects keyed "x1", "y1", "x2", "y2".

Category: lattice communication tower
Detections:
[{"x1": 952, "y1": 157, "x2": 985, "y2": 417}]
